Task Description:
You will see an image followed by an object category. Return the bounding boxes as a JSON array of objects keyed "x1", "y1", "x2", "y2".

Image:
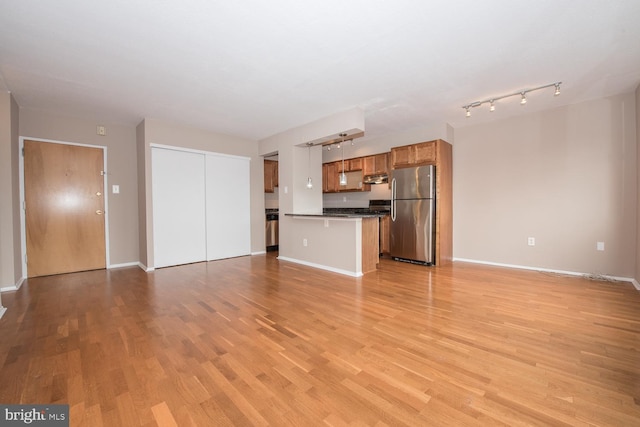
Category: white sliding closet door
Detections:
[
  {"x1": 206, "y1": 154, "x2": 251, "y2": 260},
  {"x1": 152, "y1": 147, "x2": 207, "y2": 268}
]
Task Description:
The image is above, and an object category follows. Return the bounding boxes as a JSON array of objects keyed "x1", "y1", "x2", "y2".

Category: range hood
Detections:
[{"x1": 363, "y1": 173, "x2": 388, "y2": 184}]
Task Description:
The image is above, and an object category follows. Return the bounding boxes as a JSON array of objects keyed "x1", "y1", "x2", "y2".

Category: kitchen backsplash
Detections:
[
  {"x1": 323, "y1": 184, "x2": 391, "y2": 208},
  {"x1": 264, "y1": 191, "x2": 279, "y2": 209},
  {"x1": 264, "y1": 183, "x2": 390, "y2": 209}
]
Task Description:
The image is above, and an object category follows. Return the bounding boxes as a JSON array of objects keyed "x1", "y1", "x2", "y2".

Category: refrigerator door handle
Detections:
[{"x1": 391, "y1": 177, "x2": 396, "y2": 221}]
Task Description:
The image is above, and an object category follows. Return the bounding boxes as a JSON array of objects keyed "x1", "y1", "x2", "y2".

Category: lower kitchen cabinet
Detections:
[{"x1": 380, "y1": 215, "x2": 390, "y2": 254}]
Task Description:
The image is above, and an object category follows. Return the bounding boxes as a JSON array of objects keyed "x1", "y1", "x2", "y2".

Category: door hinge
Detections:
[
  {"x1": 23, "y1": 201, "x2": 26, "y2": 211},
  {"x1": 100, "y1": 171, "x2": 106, "y2": 176},
  {"x1": 22, "y1": 147, "x2": 25, "y2": 156}
]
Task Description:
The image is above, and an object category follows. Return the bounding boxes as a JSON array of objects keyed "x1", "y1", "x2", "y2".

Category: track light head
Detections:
[
  {"x1": 520, "y1": 92, "x2": 527, "y2": 105},
  {"x1": 465, "y1": 107, "x2": 471, "y2": 118},
  {"x1": 489, "y1": 100, "x2": 495, "y2": 112},
  {"x1": 554, "y1": 83, "x2": 561, "y2": 96}
]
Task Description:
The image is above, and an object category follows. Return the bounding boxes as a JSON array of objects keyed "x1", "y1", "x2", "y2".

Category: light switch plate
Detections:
[{"x1": 112, "y1": 185, "x2": 120, "y2": 194}]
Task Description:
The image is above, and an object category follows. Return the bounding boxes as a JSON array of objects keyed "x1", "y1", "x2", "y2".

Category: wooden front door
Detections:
[{"x1": 24, "y1": 140, "x2": 106, "y2": 277}]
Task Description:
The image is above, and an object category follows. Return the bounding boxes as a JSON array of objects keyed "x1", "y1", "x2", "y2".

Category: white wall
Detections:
[
  {"x1": 453, "y1": 92, "x2": 637, "y2": 278},
  {"x1": 0, "y1": 92, "x2": 20, "y2": 302},
  {"x1": 19, "y1": 109, "x2": 140, "y2": 267},
  {"x1": 636, "y1": 84, "x2": 640, "y2": 286}
]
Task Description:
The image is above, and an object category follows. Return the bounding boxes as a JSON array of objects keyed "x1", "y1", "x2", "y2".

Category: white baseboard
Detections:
[
  {"x1": 277, "y1": 256, "x2": 362, "y2": 278},
  {"x1": 0, "y1": 276, "x2": 25, "y2": 293},
  {"x1": 453, "y1": 258, "x2": 637, "y2": 289},
  {"x1": 0, "y1": 306, "x2": 6, "y2": 319},
  {"x1": 108, "y1": 261, "x2": 140, "y2": 269},
  {"x1": 138, "y1": 262, "x2": 154, "y2": 272},
  {"x1": 252, "y1": 250, "x2": 267, "y2": 255}
]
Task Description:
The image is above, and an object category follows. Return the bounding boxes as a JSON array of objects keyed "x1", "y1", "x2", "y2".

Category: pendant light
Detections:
[
  {"x1": 306, "y1": 143, "x2": 313, "y2": 189},
  {"x1": 339, "y1": 133, "x2": 347, "y2": 186}
]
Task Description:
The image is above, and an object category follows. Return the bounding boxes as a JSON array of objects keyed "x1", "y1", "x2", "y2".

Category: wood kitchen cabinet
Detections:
[
  {"x1": 363, "y1": 153, "x2": 389, "y2": 175},
  {"x1": 336, "y1": 158, "x2": 362, "y2": 173},
  {"x1": 323, "y1": 160, "x2": 371, "y2": 193},
  {"x1": 391, "y1": 141, "x2": 436, "y2": 168},
  {"x1": 348, "y1": 157, "x2": 363, "y2": 171},
  {"x1": 323, "y1": 162, "x2": 338, "y2": 193},
  {"x1": 380, "y1": 214, "x2": 390, "y2": 254},
  {"x1": 390, "y1": 139, "x2": 452, "y2": 266},
  {"x1": 264, "y1": 160, "x2": 278, "y2": 193}
]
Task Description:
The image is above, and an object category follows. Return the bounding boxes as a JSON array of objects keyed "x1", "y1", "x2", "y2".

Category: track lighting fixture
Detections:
[
  {"x1": 520, "y1": 92, "x2": 527, "y2": 105},
  {"x1": 462, "y1": 81, "x2": 561, "y2": 117},
  {"x1": 323, "y1": 137, "x2": 354, "y2": 151}
]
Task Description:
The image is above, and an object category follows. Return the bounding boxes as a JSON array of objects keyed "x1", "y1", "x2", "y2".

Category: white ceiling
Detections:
[{"x1": 1, "y1": 1, "x2": 639, "y2": 142}]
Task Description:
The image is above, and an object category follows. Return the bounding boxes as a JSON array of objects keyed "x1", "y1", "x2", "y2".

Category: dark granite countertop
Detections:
[{"x1": 285, "y1": 212, "x2": 385, "y2": 218}]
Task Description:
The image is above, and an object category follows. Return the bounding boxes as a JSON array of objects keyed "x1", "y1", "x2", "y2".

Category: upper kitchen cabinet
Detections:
[
  {"x1": 323, "y1": 162, "x2": 338, "y2": 193},
  {"x1": 363, "y1": 153, "x2": 389, "y2": 175},
  {"x1": 323, "y1": 159, "x2": 371, "y2": 193},
  {"x1": 264, "y1": 159, "x2": 278, "y2": 193},
  {"x1": 391, "y1": 141, "x2": 436, "y2": 168},
  {"x1": 336, "y1": 158, "x2": 363, "y2": 173},
  {"x1": 347, "y1": 157, "x2": 363, "y2": 171}
]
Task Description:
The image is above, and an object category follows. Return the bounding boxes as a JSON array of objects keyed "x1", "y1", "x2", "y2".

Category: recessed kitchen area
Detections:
[
  {"x1": 263, "y1": 154, "x2": 279, "y2": 252},
  {"x1": 260, "y1": 109, "x2": 453, "y2": 277}
]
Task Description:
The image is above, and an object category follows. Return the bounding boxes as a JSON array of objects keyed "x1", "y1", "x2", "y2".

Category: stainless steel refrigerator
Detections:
[{"x1": 390, "y1": 165, "x2": 436, "y2": 264}]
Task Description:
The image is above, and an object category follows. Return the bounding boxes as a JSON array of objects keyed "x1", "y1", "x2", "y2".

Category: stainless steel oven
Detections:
[{"x1": 266, "y1": 210, "x2": 279, "y2": 250}]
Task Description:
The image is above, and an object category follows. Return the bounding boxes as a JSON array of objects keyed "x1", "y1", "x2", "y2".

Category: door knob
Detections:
[{"x1": 96, "y1": 210, "x2": 103, "y2": 215}]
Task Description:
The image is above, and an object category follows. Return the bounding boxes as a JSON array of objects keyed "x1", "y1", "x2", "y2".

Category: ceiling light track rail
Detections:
[{"x1": 462, "y1": 81, "x2": 561, "y2": 117}]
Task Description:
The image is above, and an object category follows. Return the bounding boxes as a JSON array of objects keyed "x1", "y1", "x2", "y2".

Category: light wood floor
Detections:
[{"x1": 1, "y1": 254, "x2": 639, "y2": 426}]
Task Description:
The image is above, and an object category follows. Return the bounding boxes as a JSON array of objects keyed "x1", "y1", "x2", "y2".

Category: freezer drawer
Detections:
[{"x1": 390, "y1": 199, "x2": 434, "y2": 264}]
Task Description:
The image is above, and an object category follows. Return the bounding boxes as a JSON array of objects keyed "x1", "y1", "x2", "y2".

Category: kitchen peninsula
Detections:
[{"x1": 282, "y1": 212, "x2": 381, "y2": 276}]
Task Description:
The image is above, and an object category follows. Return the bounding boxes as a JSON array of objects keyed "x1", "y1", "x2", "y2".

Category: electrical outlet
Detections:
[
  {"x1": 97, "y1": 125, "x2": 106, "y2": 136},
  {"x1": 343, "y1": 196, "x2": 347, "y2": 202},
  {"x1": 597, "y1": 241, "x2": 605, "y2": 251},
  {"x1": 527, "y1": 237, "x2": 535, "y2": 246},
  {"x1": 303, "y1": 238, "x2": 308, "y2": 247}
]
